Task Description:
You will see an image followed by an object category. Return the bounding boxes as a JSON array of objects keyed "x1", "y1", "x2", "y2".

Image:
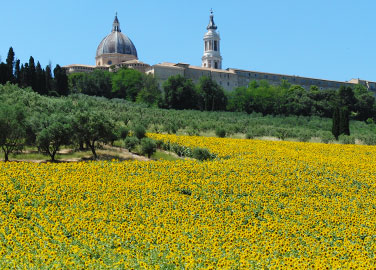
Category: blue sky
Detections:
[{"x1": 1, "y1": 0, "x2": 375, "y2": 82}]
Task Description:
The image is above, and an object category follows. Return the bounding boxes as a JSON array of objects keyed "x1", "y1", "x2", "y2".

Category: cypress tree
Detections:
[
  {"x1": 0, "y1": 63, "x2": 8, "y2": 84},
  {"x1": 35, "y1": 61, "x2": 46, "y2": 95},
  {"x1": 14, "y1": 59, "x2": 20, "y2": 84},
  {"x1": 53, "y1": 64, "x2": 68, "y2": 96},
  {"x1": 19, "y1": 63, "x2": 28, "y2": 87},
  {"x1": 28, "y1": 56, "x2": 37, "y2": 90},
  {"x1": 332, "y1": 107, "x2": 340, "y2": 140},
  {"x1": 5, "y1": 47, "x2": 15, "y2": 82},
  {"x1": 45, "y1": 64, "x2": 53, "y2": 94},
  {"x1": 339, "y1": 107, "x2": 350, "y2": 136}
]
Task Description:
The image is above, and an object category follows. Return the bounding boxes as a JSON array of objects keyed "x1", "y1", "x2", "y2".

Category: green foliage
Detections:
[
  {"x1": 215, "y1": 127, "x2": 226, "y2": 138},
  {"x1": 118, "y1": 126, "x2": 129, "y2": 140},
  {"x1": 338, "y1": 86, "x2": 356, "y2": 111},
  {"x1": 36, "y1": 114, "x2": 72, "y2": 161},
  {"x1": 276, "y1": 128, "x2": 290, "y2": 141},
  {"x1": 319, "y1": 131, "x2": 335, "y2": 144},
  {"x1": 163, "y1": 123, "x2": 177, "y2": 134},
  {"x1": 196, "y1": 76, "x2": 227, "y2": 111},
  {"x1": 140, "y1": 138, "x2": 157, "y2": 158},
  {"x1": 339, "y1": 135, "x2": 355, "y2": 145},
  {"x1": 136, "y1": 74, "x2": 161, "y2": 106},
  {"x1": 133, "y1": 125, "x2": 146, "y2": 140},
  {"x1": 162, "y1": 75, "x2": 198, "y2": 110},
  {"x1": 339, "y1": 107, "x2": 350, "y2": 136},
  {"x1": 192, "y1": 148, "x2": 212, "y2": 161},
  {"x1": 53, "y1": 65, "x2": 68, "y2": 96},
  {"x1": 68, "y1": 70, "x2": 112, "y2": 98},
  {"x1": 0, "y1": 102, "x2": 27, "y2": 161},
  {"x1": 112, "y1": 68, "x2": 143, "y2": 101},
  {"x1": 124, "y1": 137, "x2": 139, "y2": 151},
  {"x1": 72, "y1": 109, "x2": 114, "y2": 159},
  {"x1": 297, "y1": 130, "x2": 312, "y2": 142},
  {"x1": 359, "y1": 135, "x2": 376, "y2": 145},
  {"x1": 245, "y1": 129, "x2": 255, "y2": 139}
]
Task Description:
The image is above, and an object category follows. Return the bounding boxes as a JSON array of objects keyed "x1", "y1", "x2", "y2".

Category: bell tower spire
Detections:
[{"x1": 202, "y1": 10, "x2": 222, "y2": 69}]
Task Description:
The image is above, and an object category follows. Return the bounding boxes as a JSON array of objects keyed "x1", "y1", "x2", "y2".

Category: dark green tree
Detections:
[
  {"x1": 338, "y1": 85, "x2": 356, "y2": 111},
  {"x1": 196, "y1": 76, "x2": 227, "y2": 111},
  {"x1": 68, "y1": 70, "x2": 112, "y2": 98},
  {"x1": 162, "y1": 75, "x2": 198, "y2": 110},
  {"x1": 14, "y1": 59, "x2": 20, "y2": 84},
  {"x1": 140, "y1": 138, "x2": 157, "y2": 158},
  {"x1": 0, "y1": 63, "x2": 9, "y2": 84},
  {"x1": 136, "y1": 74, "x2": 161, "y2": 106},
  {"x1": 6, "y1": 47, "x2": 15, "y2": 82},
  {"x1": 45, "y1": 64, "x2": 53, "y2": 94},
  {"x1": 53, "y1": 64, "x2": 68, "y2": 96},
  {"x1": 28, "y1": 56, "x2": 37, "y2": 90},
  {"x1": 332, "y1": 107, "x2": 340, "y2": 140},
  {"x1": 35, "y1": 62, "x2": 46, "y2": 95},
  {"x1": 112, "y1": 68, "x2": 143, "y2": 101},
  {"x1": 339, "y1": 107, "x2": 350, "y2": 136}
]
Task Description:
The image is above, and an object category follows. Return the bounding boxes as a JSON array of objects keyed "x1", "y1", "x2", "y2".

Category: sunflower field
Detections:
[{"x1": 1, "y1": 134, "x2": 376, "y2": 269}]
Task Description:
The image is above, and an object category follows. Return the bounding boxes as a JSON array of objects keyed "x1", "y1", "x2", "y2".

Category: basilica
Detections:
[{"x1": 63, "y1": 13, "x2": 376, "y2": 93}]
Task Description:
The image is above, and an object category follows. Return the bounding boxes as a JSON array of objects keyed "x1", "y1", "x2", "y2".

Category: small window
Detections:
[
  {"x1": 108, "y1": 60, "x2": 112, "y2": 65},
  {"x1": 227, "y1": 82, "x2": 230, "y2": 86},
  {"x1": 214, "y1": 41, "x2": 218, "y2": 51},
  {"x1": 215, "y1": 62, "x2": 218, "y2": 69}
]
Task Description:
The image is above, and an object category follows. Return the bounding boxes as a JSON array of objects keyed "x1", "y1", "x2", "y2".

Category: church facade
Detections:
[{"x1": 63, "y1": 13, "x2": 376, "y2": 94}]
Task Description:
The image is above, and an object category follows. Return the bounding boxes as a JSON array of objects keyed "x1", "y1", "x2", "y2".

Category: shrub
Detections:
[
  {"x1": 124, "y1": 136, "x2": 139, "y2": 151},
  {"x1": 215, "y1": 127, "x2": 226, "y2": 138},
  {"x1": 140, "y1": 138, "x2": 157, "y2": 158},
  {"x1": 118, "y1": 126, "x2": 129, "y2": 140},
  {"x1": 252, "y1": 126, "x2": 269, "y2": 137},
  {"x1": 359, "y1": 135, "x2": 376, "y2": 145},
  {"x1": 320, "y1": 131, "x2": 335, "y2": 144},
  {"x1": 246, "y1": 130, "x2": 255, "y2": 139},
  {"x1": 339, "y1": 135, "x2": 355, "y2": 145},
  {"x1": 276, "y1": 128, "x2": 289, "y2": 141},
  {"x1": 133, "y1": 125, "x2": 146, "y2": 140},
  {"x1": 192, "y1": 148, "x2": 212, "y2": 161},
  {"x1": 187, "y1": 127, "x2": 199, "y2": 136},
  {"x1": 298, "y1": 130, "x2": 311, "y2": 142},
  {"x1": 163, "y1": 123, "x2": 177, "y2": 134}
]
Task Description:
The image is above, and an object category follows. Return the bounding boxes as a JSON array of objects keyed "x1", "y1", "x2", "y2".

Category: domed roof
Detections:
[{"x1": 96, "y1": 14, "x2": 138, "y2": 58}]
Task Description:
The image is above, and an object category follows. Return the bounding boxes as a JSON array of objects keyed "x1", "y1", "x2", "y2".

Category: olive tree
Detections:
[
  {"x1": 0, "y1": 103, "x2": 26, "y2": 161},
  {"x1": 35, "y1": 113, "x2": 72, "y2": 161},
  {"x1": 72, "y1": 110, "x2": 114, "y2": 159}
]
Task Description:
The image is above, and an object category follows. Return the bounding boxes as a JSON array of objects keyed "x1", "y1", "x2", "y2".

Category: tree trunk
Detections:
[
  {"x1": 89, "y1": 141, "x2": 97, "y2": 159},
  {"x1": 4, "y1": 151, "x2": 9, "y2": 162},
  {"x1": 50, "y1": 151, "x2": 56, "y2": 162},
  {"x1": 79, "y1": 140, "x2": 84, "y2": 151}
]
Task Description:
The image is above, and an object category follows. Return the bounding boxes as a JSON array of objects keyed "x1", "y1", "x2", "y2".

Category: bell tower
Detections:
[{"x1": 202, "y1": 10, "x2": 222, "y2": 69}]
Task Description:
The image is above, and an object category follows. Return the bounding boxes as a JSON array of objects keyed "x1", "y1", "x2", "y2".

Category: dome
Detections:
[{"x1": 96, "y1": 15, "x2": 138, "y2": 58}]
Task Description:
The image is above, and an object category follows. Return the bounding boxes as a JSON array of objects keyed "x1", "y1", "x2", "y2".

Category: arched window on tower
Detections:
[
  {"x1": 214, "y1": 62, "x2": 218, "y2": 69},
  {"x1": 214, "y1": 41, "x2": 217, "y2": 51}
]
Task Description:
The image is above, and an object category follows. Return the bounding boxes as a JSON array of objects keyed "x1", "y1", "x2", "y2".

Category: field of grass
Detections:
[{"x1": 1, "y1": 134, "x2": 376, "y2": 268}]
